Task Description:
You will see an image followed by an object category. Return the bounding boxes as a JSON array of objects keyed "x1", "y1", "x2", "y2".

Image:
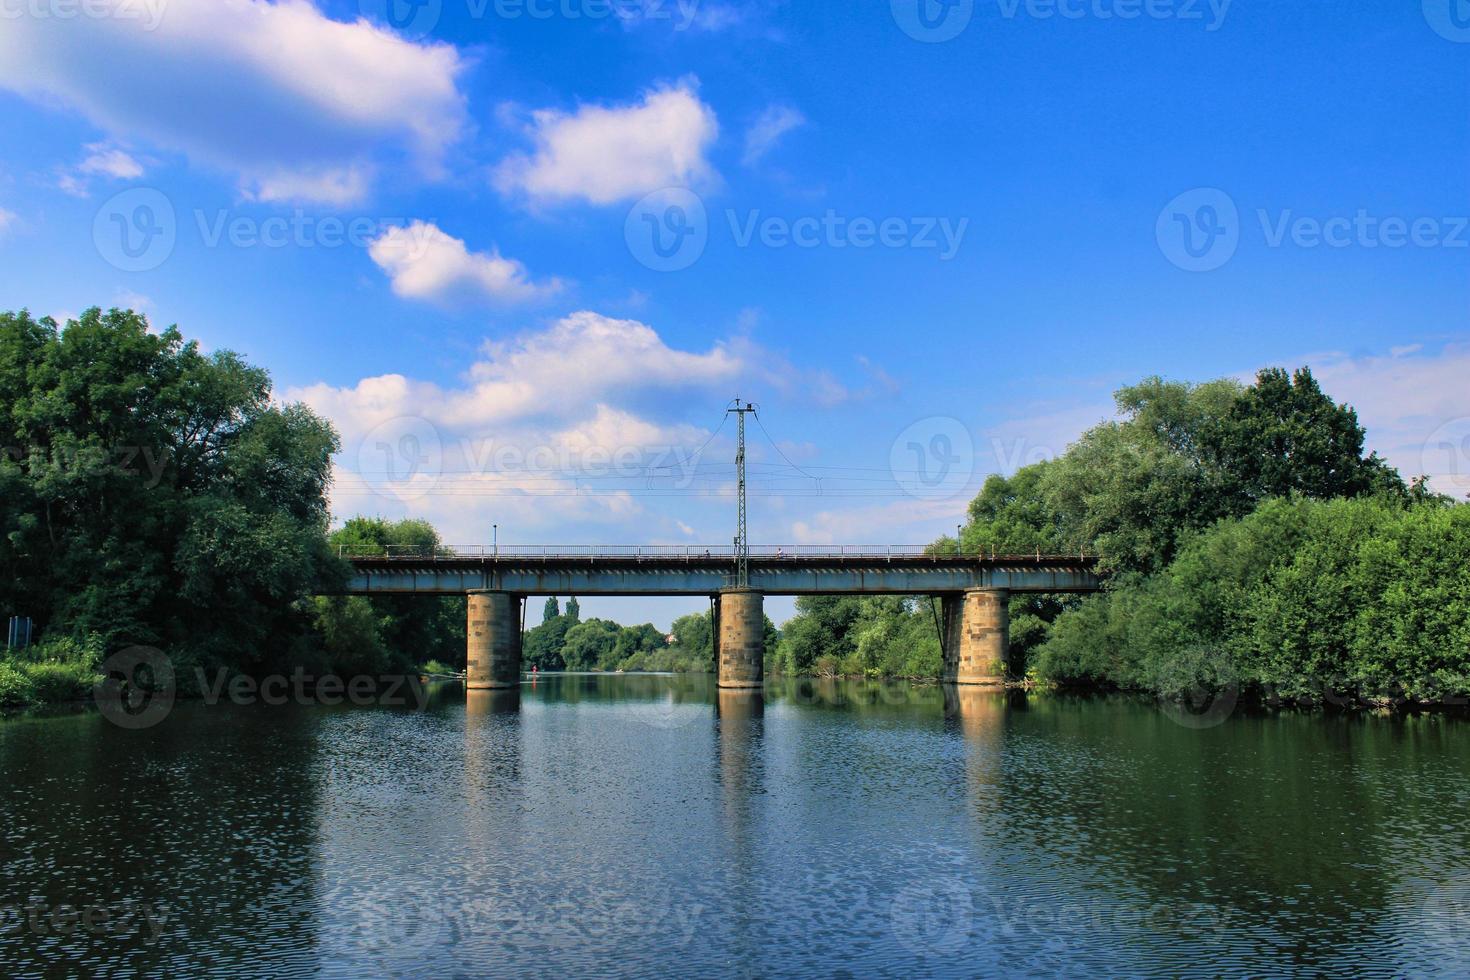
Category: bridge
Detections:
[{"x1": 340, "y1": 545, "x2": 1101, "y2": 692}]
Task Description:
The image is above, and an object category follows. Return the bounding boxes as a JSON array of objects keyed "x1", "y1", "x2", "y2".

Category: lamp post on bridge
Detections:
[{"x1": 493, "y1": 523, "x2": 498, "y2": 559}]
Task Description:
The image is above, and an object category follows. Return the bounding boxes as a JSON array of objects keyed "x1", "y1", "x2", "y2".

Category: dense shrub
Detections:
[
  {"x1": 0, "y1": 663, "x2": 37, "y2": 706},
  {"x1": 21, "y1": 661, "x2": 98, "y2": 702},
  {"x1": 1033, "y1": 498, "x2": 1470, "y2": 704}
]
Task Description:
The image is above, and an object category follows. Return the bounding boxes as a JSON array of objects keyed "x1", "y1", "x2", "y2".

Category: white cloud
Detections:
[
  {"x1": 790, "y1": 498, "x2": 964, "y2": 546},
  {"x1": 286, "y1": 312, "x2": 770, "y2": 537},
  {"x1": 80, "y1": 142, "x2": 145, "y2": 180},
  {"x1": 247, "y1": 166, "x2": 371, "y2": 207},
  {"x1": 495, "y1": 79, "x2": 718, "y2": 205},
  {"x1": 1308, "y1": 343, "x2": 1470, "y2": 494},
  {"x1": 285, "y1": 310, "x2": 746, "y2": 467},
  {"x1": 368, "y1": 221, "x2": 563, "y2": 305},
  {"x1": 687, "y1": 3, "x2": 747, "y2": 31},
  {"x1": 742, "y1": 104, "x2": 804, "y2": 166},
  {"x1": 58, "y1": 141, "x2": 146, "y2": 197},
  {"x1": 114, "y1": 290, "x2": 153, "y2": 311},
  {"x1": 0, "y1": 207, "x2": 16, "y2": 236},
  {"x1": 287, "y1": 313, "x2": 908, "y2": 541},
  {"x1": 0, "y1": 0, "x2": 467, "y2": 205}
]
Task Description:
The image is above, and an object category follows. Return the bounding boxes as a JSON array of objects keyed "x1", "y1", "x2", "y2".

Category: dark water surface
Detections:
[{"x1": 2, "y1": 674, "x2": 1469, "y2": 977}]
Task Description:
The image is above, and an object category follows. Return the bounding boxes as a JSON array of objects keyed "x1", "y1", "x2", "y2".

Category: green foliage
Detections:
[
  {"x1": 0, "y1": 306, "x2": 339, "y2": 674},
  {"x1": 848, "y1": 597, "x2": 942, "y2": 678},
  {"x1": 774, "y1": 596, "x2": 866, "y2": 675},
  {"x1": 561, "y1": 618, "x2": 622, "y2": 671},
  {"x1": 520, "y1": 604, "x2": 762, "y2": 675},
  {"x1": 1033, "y1": 497, "x2": 1470, "y2": 704},
  {"x1": 19, "y1": 660, "x2": 98, "y2": 702},
  {"x1": 558, "y1": 619, "x2": 669, "y2": 671},
  {"x1": 7, "y1": 634, "x2": 103, "y2": 668},
  {"x1": 319, "y1": 519, "x2": 466, "y2": 674},
  {"x1": 960, "y1": 369, "x2": 1402, "y2": 579},
  {"x1": 774, "y1": 595, "x2": 936, "y2": 678},
  {"x1": 802, "y1": 365, "x2": 1433, "y2": 692},
  {"x1": 0, "y1": 662, "x2": 37, "y2": 706},
  {"x1": 421, "y1": 659, "x2": 456, "y2": 676},
  {"x1": 668, "y1": 611, "x2": 713, "y2": 670}
]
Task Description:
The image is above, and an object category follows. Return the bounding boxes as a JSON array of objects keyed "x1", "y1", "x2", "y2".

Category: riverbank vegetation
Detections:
[
  {"x1": 0, "y1": 307, "x2": 345, "y2": 704},
  {"x1": 522, "y1": 598, "x2": 776, "y2": 674},
  {"x1": 3, "y1": 307, "x2": 1466, "y2": 711},
  {"x1": 792, "y1": 366, "x2": 1469, "y2": 705}
]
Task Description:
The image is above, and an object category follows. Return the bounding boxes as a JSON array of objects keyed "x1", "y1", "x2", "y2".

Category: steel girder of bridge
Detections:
[{"x1": 338, "y1": 553, "x2": 1101, "y2": 596}]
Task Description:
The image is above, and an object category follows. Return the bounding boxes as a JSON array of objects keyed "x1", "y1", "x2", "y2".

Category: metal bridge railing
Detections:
[{"x1": 343, "y1": 544, "x2": 1091, "y2": 561}]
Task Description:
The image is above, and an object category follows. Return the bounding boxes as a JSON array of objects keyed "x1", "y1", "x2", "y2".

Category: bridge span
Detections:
[{"x1": 337, "y1": 546, "x2": 1101, "y2": 693}]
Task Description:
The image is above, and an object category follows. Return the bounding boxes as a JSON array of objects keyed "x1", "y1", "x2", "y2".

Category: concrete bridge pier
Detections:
[
  {"x1": 942, "y1": 588, "x2": 1009, "y2": 686},
  {"x1": 716, "y1": 588, "x2": 765, "y2": 689},
  {"x1": 466, "y1": 591, "x2": 523, "y2": 690}
]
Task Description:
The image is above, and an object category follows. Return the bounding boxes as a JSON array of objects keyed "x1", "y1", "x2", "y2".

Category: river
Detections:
[{"x1": 1, "y1": 674, "x2": 1468, "y2": 977}]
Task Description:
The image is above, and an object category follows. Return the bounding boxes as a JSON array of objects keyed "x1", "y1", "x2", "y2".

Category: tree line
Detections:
[
  {"x1": 2, "y1": 307, "x2": 1465, "y2": 709},
  {"x1": 775, "y1": 366, "x2": 1469, "y2": 705}
]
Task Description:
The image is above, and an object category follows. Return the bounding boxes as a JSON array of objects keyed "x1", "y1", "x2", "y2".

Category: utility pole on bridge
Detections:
[{"x1": 727, "y1": 398, "x2": 757, "y2": 588}]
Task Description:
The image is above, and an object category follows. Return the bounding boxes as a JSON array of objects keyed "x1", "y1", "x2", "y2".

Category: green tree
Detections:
[
  {"x1": 322, "y1": 518, "x2": 465, "y2": 674},
  {"x1": 669, "y1": 611, "x2": 714, "y2": 671},
  {"x1": 0, "y1": 307, "x2": 339, "y2": 677},
  {"x1": 562, "y1": 618, "x2": 620, "y2": 670}
]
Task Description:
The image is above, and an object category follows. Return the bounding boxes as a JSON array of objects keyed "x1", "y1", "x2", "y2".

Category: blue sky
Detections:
[{"x1": 2, "y1": 0, "x2": 1468, "y2": 627}]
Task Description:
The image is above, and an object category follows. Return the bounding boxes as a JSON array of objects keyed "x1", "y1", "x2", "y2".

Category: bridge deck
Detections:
[{"x1": 338, "y1": 550, "x2": 1101, "y2": 596}]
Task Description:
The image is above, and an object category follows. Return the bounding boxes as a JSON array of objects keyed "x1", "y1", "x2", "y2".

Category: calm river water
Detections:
[{"x1": 2, "y1": 673, "x2": 1469, "y2": 977}]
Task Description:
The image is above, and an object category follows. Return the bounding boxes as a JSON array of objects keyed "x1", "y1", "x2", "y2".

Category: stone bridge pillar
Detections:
[
  {"x1": 942, "y1": 588, "x2": 1009, "y2": 686},
  {"x1": 716, "y1": 588, "x2": 764, "y2": 689},
  {"x1": 467, "y1": 591, "x2": 522, "y2": 690}
]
